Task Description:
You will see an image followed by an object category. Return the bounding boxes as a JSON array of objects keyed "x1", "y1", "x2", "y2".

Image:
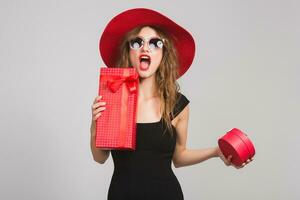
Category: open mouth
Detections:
[{"x1": 139, "y1": 55, "x2": 151, "y2": 70}]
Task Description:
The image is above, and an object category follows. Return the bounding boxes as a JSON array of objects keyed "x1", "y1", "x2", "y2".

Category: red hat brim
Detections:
[{"x1": 99, "y1": 8, "x2": 196, "y2": 79}]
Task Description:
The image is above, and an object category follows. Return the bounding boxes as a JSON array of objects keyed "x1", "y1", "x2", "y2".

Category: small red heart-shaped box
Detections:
[{"x1": 218, "y1": 128, "x2": 255, "y2": 167}]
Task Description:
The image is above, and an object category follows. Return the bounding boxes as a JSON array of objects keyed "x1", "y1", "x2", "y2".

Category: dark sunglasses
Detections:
[{"x1": 128, "y1": 36, "x2": 164, "y2": 51}]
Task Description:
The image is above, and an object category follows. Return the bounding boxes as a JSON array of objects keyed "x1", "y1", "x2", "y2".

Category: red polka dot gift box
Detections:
[{"x1": 95, "y1": 67, "x2": 139, "y2": 150}]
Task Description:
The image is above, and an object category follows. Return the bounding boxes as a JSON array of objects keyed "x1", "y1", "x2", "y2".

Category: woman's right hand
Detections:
[{"x1": 91, "y1": 95, "x2": 107, "y2": 121}]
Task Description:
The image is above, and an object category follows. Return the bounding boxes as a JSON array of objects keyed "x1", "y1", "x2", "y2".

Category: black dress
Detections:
[{"x1": 108, "y1": 92, "x2": 190, "y2": 200}]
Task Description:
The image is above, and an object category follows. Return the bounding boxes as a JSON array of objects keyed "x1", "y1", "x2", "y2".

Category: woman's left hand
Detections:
[{"x1": 216, "y1": 147, "x2": 253, "y2": 169}]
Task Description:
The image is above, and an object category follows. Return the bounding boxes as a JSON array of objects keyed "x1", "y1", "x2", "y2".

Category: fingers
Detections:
[
  {"x1": 93, "y1": 105, "x2": 106, "y2": 114},
  {"x1": 219, "y1": 152, "x2": 254, "y2": 169},
  {"x1": 92, "y1": 112, "x2": 102, "y2": 121},
  {"x1": 93, "y1": 95, "x2": 102, "y2": 103},
  {"x1": 237, "y1": 158, "x2": 254, "y2": 169},
  {"x1": 225, "y1": 156, "x2": 254, "y2": 169},
  {"x1": 234, "y1": 165, "x2": 241, "y2": 169},
  {"x1": 244, "y1": 158, "x2": 254, "y2": 165},
  {"x1": 91, "y1": 95, "x2": 107, "y2": 121},
  {"x1": 225, "y1": 155, "x2": 232, "y2": 166},
  {"x1": 236, "y1": 165, "x2": 244, "y2": 169},
  {"x1": 92, "y1": 96, "x2": 106, "y2": 108},
  {"x1": 92, "y1": 101, "x2": 107, "y2": 109}
]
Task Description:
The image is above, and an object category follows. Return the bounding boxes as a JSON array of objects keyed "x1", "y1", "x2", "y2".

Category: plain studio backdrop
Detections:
[{"x1": 0, "y1": 0, "x2": 299, "y2": 199}]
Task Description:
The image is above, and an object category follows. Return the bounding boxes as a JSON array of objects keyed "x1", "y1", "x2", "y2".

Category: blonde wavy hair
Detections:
[{"x1": 116, "y1": 25, "x2": 181, "y2": 137}]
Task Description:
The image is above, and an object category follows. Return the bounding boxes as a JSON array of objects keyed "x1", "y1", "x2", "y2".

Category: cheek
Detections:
[
  {"x1": 129, "y1": 51, "x2": 139, "y2": 66},
  {"x1": 151, "y1": 51, "x2": 163, "y2": 68}
]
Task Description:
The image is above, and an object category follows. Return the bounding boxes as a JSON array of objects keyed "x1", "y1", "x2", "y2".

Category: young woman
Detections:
[{"x1": 90, "y1": 8, "x2": 252, "y2": 200}]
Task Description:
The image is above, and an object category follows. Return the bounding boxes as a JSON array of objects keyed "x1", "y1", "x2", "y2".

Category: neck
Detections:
[{"x1": 138, "y1": 75, "x2": 158, "y2": 100}]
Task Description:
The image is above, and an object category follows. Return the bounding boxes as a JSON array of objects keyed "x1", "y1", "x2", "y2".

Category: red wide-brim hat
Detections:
[{"x1": 99, "y1": 8, "x2": 196, "y2": 79}]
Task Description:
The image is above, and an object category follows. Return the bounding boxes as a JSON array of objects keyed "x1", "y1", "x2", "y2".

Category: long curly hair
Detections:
[{"x1": 115, "y1": 25, "x2": 181, "y2": 137}]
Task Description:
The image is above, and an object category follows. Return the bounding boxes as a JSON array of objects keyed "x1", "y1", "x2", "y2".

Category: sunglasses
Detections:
[{"x1": 128, "y1": 36, "x2": 165, "y2": 51}]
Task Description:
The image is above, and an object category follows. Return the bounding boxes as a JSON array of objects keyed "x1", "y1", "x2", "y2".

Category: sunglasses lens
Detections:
[
  {"x1": 149, "y1": 38, "x2": 164, "y2": 49},
  {"x1": 129, "y1": 37, "x2": 143, "y2": 50}
]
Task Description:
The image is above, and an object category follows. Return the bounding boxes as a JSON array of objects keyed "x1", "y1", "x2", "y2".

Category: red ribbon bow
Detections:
[{"x1": 107, "y1": 73, "x2": 139, "y2": 93}]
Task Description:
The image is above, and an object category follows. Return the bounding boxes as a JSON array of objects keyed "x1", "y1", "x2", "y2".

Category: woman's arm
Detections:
[
  {"x1": 172, "y1": 105, "x2": 221, "y2": 168},
  {"x1": 90, "y1": 95, "x2": 110, "y2": 164},
  {"x1": 172, "y1": 104, "x2": 252, "y2": 168},
  {"x1": 90, "y1": 119, "x2": 110, "y2": 164},
  {"x1": 173, "y1": 146, "x2": 219, "y2": 168}
]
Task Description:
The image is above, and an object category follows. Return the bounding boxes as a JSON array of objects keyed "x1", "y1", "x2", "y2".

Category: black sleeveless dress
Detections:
[{"x1": 108, "y1": 92, "x2": 190, "y2": 200}]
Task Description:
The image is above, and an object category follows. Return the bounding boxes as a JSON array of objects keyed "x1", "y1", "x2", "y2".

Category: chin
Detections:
[{"x1": 138, "y1": 70, "x2": 156, "y2": 79}]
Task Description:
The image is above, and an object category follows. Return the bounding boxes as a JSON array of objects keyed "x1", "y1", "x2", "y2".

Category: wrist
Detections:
[
  {"x1": 213, "y1": 146, "x2": 220, "y2": 158},
  {"x1": 90, "y1": 120, "x2": 96, "y2": 136}
]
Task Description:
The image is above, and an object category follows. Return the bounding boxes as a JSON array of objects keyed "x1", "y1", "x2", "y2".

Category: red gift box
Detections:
[
  {"x1": 95, "y1": 67, "x2": 139, "y2": 150},
  {"x1": 218, "y1": 128, "x2": 255, "y2": 167}
]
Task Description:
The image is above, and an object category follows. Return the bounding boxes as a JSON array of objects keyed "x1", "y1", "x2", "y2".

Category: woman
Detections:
[{"x1": 90, "y1": 8, "x2": 252, "y2": 200}]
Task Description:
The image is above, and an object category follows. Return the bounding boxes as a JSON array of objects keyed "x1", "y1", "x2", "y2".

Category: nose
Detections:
[{"x1": 141, "y1": 41, "x2": 150, "y2": 52}]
